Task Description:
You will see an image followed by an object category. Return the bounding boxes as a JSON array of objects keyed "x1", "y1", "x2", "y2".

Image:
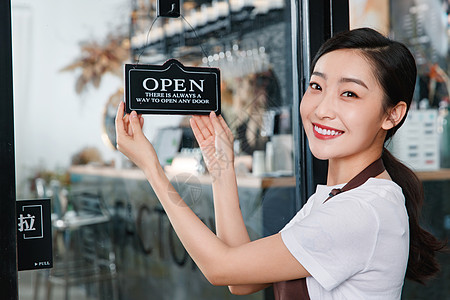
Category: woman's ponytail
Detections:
[{"x1": 382, "y1": 148, "x2": 446, "y2": 284}]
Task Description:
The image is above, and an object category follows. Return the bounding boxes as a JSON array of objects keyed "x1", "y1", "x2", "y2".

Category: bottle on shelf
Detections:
[
  {"x1": 438, "y1": 99, "x2": 450, "y2": 168},
  {"x1": 230, "y1": 0, "x2": 255, "y2": 25}
]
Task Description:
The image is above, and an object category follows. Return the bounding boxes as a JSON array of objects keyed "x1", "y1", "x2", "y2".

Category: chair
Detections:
[{"x1": 34, "y1": 183, "x2": 118, "y2": 300}]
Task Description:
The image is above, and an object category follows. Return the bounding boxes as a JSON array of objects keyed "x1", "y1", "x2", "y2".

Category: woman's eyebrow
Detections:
[
  {"x1": 311, "y1": 71, "x2": 326, "y2": 79},
  {"x1": 339, "y1": 77, "x2": 369, "y2": 89},
  {"x1": 311, "y1": 72, "x2": 369, "y2": 90}
]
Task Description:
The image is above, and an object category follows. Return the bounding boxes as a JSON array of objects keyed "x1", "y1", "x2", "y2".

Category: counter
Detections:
[{"x1": 68, "y1": 165, "x2": 297, "y2": 300}]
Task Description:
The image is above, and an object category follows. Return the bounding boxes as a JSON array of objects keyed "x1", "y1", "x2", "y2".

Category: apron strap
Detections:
[
  {"x1": 273, "y1": 278, "x2": 309, "y2": 300},
  {"x1": 324, "y1": 157, "x2": 385, "y2": 203}
]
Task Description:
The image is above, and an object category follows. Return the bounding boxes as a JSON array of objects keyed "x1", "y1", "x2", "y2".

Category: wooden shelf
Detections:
[
  {"x1": 69, "y1": 165, "x2": 296, "y2": 189},
  {"x1": 130, "y1": 6, "x2": 285, "y2": 58},
  {"x1": 416, "y1": 169, "x2": 450, "y2": 181}
]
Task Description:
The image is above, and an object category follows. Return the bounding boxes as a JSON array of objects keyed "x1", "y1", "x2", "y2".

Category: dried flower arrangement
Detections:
[{"x1": 61, "y1": 35, "x2": 130, "y2": 94}]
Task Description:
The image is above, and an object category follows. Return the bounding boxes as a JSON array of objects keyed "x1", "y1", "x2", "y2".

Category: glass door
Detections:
[{"x1": 12, "y1": 1, "x2": 301, "y2": 299}]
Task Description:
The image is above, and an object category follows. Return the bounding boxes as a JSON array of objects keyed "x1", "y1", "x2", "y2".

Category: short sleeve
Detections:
[{"x1": 280, "y1": 196, "x2": 379, "y2": 291}]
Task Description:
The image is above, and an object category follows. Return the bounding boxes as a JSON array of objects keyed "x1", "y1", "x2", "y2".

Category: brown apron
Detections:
[{"x1": 273, "y1": 157, "x2": 385, "y2": 300}]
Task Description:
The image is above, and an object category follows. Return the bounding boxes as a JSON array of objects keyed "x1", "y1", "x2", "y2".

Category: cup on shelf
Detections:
[{"x1": 252, "y1": 150, "x2": 265, "y2": 176}]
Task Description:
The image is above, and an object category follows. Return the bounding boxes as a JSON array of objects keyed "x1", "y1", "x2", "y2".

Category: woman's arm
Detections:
[
  {"x1": 115, "y1": 103, "x2": 309, "y2": 289},
  {"x1": 190, "y1": 114, "x2": 269, "y2": 294},
  {"x1": 190, "y1": 114, "x2": 250, "y2": 245}
]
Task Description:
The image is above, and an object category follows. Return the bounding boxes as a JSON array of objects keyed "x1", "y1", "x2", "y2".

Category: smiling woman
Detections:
[
  {"x1": 302, "y1": 27, "x2": 446, "y2": 284},
  {"x1": 115, "y1": 28, "x2": 446, "y2": 300}
]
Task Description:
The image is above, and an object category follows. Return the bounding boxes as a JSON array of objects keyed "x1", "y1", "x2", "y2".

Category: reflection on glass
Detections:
[{"x1": 14, "y1": 0, "x2": 296, "y2": 299}]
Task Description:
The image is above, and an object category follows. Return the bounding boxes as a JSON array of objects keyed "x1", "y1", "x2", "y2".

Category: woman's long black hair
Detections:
[{"x1": 310, "y1": 27, "x2": 446, "y2": 284}]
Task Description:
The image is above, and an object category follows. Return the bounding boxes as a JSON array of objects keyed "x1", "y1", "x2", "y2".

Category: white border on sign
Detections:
[
  {"x1": 21, "y1": 205, "x2": 44, "y2": 239},
  {"x1": 127, "y1": 62, "x2": 220, "y2": 113}
]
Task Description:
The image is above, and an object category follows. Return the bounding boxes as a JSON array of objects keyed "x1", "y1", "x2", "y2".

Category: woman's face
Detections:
[{"x1": 300, "y1": 49, "x2": 389, "y2": 163}]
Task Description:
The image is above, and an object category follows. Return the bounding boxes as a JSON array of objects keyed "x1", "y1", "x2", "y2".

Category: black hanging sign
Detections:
[
  {"x1": 157, "y1": 0, "x2": 180, "y2": 18},
  {"x1": 125, "y1": 59, "x2": 221, "y2": 115},
  {"x1": 16, "y1": 199, "x2": 53, "y2": 271}
]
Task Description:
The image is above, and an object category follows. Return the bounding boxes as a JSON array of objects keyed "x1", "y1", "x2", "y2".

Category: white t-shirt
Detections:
[{"x1": 280, "y1": 178, "x2": 409, "y2": 300}]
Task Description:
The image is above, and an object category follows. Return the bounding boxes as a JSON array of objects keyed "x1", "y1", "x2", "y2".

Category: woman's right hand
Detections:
[
  {"x1": 115, "y1": 101, "x2": 158, "y2": 174},
  {"x1": 190, "y1": 112, "x2": 234, "y2": 180}
]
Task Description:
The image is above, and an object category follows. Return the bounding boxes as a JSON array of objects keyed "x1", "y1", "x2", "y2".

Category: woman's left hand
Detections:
[
  {"x1": 115, "y1": 101, "x2": 158, "y2": 172},
  {"x1": 190, "y1": 112, "x2": 235, "y2": 180}
]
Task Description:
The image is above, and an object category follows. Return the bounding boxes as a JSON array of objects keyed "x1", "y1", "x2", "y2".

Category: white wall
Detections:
[{"x1": 12, "y1": 0, "x2": 182, "y2": 197}]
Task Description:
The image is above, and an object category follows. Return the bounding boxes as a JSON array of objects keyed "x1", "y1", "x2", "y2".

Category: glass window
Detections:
[
  {"x1": 14, "y1": 1, "x2": 299, "y2": 299},
  {"x1": 390, "y1": 1, "x2": 450, "y2": 298}
]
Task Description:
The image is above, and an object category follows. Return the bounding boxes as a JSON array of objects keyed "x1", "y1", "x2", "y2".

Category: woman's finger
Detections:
[
  {"x1": 201, "y1": 114, "x2": 214, "y2": 135},
  {"x1": 115, "y1": 101, "x2": 126, "y2": 135},
  {"x1": 209, "y1": 111, "x2": 226, "y2": 137},
  {"x1": 190, "y1": 117, "x2": 205, "y2": 142},
  {"x1": 129, "y1": 111, "x2": 143, "y2": 136},
  {"x1": 195, "y1": 115, "x2": 214, "y2": 138},
  {"x1": 139, "y1": 115, "x2": 144, "y2": 128},
  {"x1": 218, "y1": 115, "x2": 234, "y2": 142},
  {"x1": 122, "y1": 114, "x2": 132, "y2": 136}
]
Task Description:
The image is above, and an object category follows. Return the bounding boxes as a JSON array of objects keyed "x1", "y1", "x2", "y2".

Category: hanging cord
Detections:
[
  {"x1": 135, "y1": 16, "x2": 161, "y2": 65},
  {"x1": 179, "y1": 14, "x2": 211, "y2": 68},
  {"x1": 134, "y1": 5, "x2": 211, "y2": 68}
]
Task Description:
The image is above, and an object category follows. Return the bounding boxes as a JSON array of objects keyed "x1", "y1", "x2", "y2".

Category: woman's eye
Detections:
[
  {"x1": 342, "y1": 91, "x2": 358, "y2": 98},
  {"x1": 309, "y1": 82, "x2": 321, "y2": 90}
]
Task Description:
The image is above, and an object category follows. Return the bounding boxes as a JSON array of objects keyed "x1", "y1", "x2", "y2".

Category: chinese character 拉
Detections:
[{"x1": 18, "y1": 214, "x2": 36, "y2": 232}]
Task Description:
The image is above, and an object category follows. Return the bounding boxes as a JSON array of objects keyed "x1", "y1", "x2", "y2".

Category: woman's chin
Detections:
[
  {"x1": 308, "y1": 146, "x2": 331, "y2": 161},
  {"x1": 311, "y1": 153, "x2": 329, "y2": 161}
]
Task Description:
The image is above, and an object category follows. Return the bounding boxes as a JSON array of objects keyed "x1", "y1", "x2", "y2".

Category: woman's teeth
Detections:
[{"x1": 314, "y1": 125, "x2": 343, "y2": 136}]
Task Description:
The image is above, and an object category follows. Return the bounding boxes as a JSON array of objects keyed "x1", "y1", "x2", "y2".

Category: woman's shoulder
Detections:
[
  {"x1": 315, "y1": 178, "x2": 403, "y2": 206},
  {"x1": 322, "y1": 178, "x2": 406, "y2": 221},
  {"x1": 357, "y1": 178, "x2": 404, "y2": 203},
  {"x1": 287, "y1": 178, "x2": 406, "y2": 228},
  {"x1": 345, "y1": 178, "x2": 408, "y2": 228}
]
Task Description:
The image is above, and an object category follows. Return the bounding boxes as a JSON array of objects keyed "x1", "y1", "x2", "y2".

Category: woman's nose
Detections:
[{"x1": 314, "y1": 92, "x2": 335, "y2": 120}]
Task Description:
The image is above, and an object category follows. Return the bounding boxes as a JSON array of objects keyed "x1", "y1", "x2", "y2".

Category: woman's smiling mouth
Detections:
[{"x1": 313, "y1": 123, "x2": 344, "y2": 140}]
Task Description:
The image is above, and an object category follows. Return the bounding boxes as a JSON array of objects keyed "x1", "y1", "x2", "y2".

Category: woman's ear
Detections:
[{"x1": 382, "y1": 101, "x2": 407, "y2": 130}]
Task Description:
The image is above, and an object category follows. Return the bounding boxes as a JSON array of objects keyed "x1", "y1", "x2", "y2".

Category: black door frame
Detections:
[
  {"x1": 0, "y1": 0, "x2": 18, "y2": 299},
  {"x1": 293, "y1": 0, "x2": 349, "y2": 207}
]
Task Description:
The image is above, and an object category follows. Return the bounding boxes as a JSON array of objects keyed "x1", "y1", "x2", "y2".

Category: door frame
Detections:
[
  {"x1": 0, "y1": 0, "x2": 18, "y2": 299},
  {"x1": 292, "y1": 0, "x2": 349, "y2": 207}
]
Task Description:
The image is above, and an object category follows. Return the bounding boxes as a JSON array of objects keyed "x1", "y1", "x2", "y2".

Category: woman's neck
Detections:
[{"x1": 326, "y1": 151, "x2": 383, "y2": 186}]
